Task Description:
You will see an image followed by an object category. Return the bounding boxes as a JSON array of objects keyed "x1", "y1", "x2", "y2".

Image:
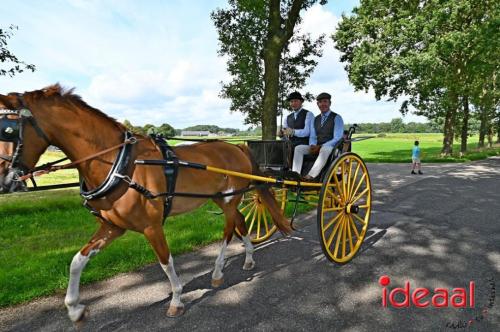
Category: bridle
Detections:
[
  {"x1": 0, "y1": 94, "x2": 140, "y2": 189},
  {"x1": 0, "y1": 97, "x2": 51, "y2": 179}
]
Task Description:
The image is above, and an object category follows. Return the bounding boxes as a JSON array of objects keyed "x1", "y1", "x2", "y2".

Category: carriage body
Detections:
[{"x1": 239, "y1": 125, "x2": 372, "y2": 263}]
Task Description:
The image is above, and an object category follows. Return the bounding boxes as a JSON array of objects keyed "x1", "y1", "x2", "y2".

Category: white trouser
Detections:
[{"x1": 292, "y1": 145, "x2": 334, "y2": 178}]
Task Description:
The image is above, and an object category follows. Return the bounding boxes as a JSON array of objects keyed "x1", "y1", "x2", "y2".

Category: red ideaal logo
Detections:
[{"x1": 379, "y1": 275, "x2": 475, "y2": 308}]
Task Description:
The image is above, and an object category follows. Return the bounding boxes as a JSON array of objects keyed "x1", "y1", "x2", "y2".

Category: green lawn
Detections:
[
  {"x1": 0, "y1": 189, "x2": 227, "y2": 307},
  {"x1": 0, "y1": 187, "x2": 309, "y2": 307},
  {"x1": 32, "y1": 134, "x2": 500, "y2": 188},
  {"x1": 352, "y1": 133, "x2": 500, "y2": 162}
]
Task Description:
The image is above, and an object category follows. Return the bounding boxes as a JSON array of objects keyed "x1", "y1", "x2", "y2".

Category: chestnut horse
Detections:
[{"x1": 0, "y1": 85, "x2": 291, "y2": 322}]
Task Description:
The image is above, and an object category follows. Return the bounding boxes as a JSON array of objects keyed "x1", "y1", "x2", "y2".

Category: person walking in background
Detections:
[{"x1": 411, "y1": 140, "x2": 423, "y2": 174}]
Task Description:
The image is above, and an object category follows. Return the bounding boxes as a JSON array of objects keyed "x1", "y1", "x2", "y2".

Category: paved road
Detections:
[{"x1": 1, "y1": 158, "x2": 499, "y2": 331}]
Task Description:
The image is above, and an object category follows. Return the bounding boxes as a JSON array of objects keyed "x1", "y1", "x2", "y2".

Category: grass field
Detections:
[
  {"x1": 0, "y1": 188, "x2": 309, "y2": 307},
  {"x1": 352, "y1": 133, "x2": 500, "y2": 163},
  {"x1": 1, "y1": 132, "x2": 499, "y2": 307},
  {"x1": 31, "y1": 133, "x2": 500, "y2": 188}
]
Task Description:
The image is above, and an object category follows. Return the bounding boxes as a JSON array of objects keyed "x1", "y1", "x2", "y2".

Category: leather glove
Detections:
[
  {"x1": 310, "y1": 145, "x2": 321, "y2": 154},
  {"x1": 283, "y1": 128, "x2": 295, "y2": 137}
]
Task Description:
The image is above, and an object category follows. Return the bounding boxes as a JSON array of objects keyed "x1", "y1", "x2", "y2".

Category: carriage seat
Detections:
[{"x1": 299, "y1": 138, "x2": 347, "y2": 180}]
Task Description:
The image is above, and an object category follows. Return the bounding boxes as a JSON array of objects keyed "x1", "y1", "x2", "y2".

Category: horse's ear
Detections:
[{"x1": 42, "y1": 84, "x2": 62, "y2": 97}]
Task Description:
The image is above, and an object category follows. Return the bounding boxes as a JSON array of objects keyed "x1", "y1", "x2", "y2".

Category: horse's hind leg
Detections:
[
  {"x1": 234, "y1": 209, "x2": 255, "y2": 271},
  {"x1": 65, "y1": 221, "x2": 125, "y2": 322},
  {"x1": 212, "y1": 196, "x2": 255, "y2": 288},
  {"x1": 143, "y1": 226, "x2": 184, "y2": 317}
]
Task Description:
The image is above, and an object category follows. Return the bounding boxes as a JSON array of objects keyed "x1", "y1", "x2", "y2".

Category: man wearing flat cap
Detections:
[
  {"x1": 280, "y1": 91, "x2": 314, "y2": 147},
  {"x1": 292, "y1": 92, "x2": 344, "y2": 180}
]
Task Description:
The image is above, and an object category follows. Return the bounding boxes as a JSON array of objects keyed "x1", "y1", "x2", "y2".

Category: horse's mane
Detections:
[{"x1": 33, "y1": 83, "x2": 127, "y2": 131}]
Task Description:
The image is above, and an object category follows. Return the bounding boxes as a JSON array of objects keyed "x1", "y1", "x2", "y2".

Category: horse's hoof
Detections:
[
  {"x1": 211, "y1": 277, "x2": 224, "y2": 288},
  {"x1": 68, "y1": 304, "x2": 87, "y2": 323},
  {"x1": 243, "y1": 261, "x2": 255, "y2": 270},
  {"x1": 166, "y1": 305, "x2": 185, "y2": 318}
]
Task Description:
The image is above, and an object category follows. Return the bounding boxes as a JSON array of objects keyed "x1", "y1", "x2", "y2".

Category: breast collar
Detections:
[{"x1": 80, "y1": 131, "x2": 134, "y2": 200}]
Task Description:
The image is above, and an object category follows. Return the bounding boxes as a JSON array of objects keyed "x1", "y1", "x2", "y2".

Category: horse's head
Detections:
[{"x1": 0, "y1": 91, "x2": 51, "y2": 193}]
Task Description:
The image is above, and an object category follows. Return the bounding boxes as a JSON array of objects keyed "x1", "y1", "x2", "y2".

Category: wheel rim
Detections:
[
  {"x1": 237, "y1": 188, "x2": 287, "y2": 243},
  {"x1": 318, "y1": 153, "x2": 371, "y2": 263}
]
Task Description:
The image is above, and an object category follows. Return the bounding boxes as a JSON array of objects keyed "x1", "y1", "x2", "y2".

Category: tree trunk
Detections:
[
  {"x1": 262, "y1": 51, "x2": 280, "y2": 140},
  {"x1": 442, "y1": 105, "x2": 457, "y2": 155},
  {"x1": 460, "y1": 96, "x2": 469, "y2": 153},
  {"x1": 478, "y1": 107, "x2": 487, "y2": 148},
  {"x1": 497, "y1": 116, "x2": 500, "y2": 144},
  {"x1": 487, "y1": 124, "x2": 493, "y2": 148},
  {"x1": 260, "y1": 0, "x2": 303, "y2": 140}
]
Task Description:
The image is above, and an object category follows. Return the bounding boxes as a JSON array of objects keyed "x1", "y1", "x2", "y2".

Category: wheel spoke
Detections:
[
  {"x1": 349, "y1": 163, "x2": 361, "y2": 197},
  {"x1": 322, "y1": 211, "x2": 343, "y2": 232},
  {"x1": 350, "y1": 172, "x2": 367, "y2": 202},
  {"x1": 352, "y1": 213, "x2": 367, "y2": 226},
  {"x1": 342, "y1": 216, "x2": 347, "y2": 258},
  {"x1": 333, "y1": 167, "x2": 345, "y2": 201},
  {"x1": 239, "y1": 201, "x2": 254, "y2": 213},
  {"x1": 248, "y1": 205, "x2": 258, "y2": 232},
  {"x1": 348, "y1": 215, "x2": 360, "y2": 239},
  {"x1": 256, "y1": 207, "x2": 262, "y2": 238},
  {"x1": 351, "y1": 187, "x2": 369, "y2": 205},
  {"x1": 342, "y1": 161, "x2": 348, "y2": 202},
  {"x1": 346, "y1": 159, "x2": 353, "y2": 199},
  {"x1": 333, "y1": 216, "x2": 344, "y2": 258},
  {"x1": 262, "y1": 208, "x2": 269, "y2": 233},
  {"x1": 244, "y1": 204, "x2": 257, "y2": 221},
  {"x1": 326, "y1": 188, "x2": 342, "y2": 205},
  {"x1": 346, "y1": 215, "x2": 354, "y2": 254},
  {"x1": 326, "y1": 214, "x2": 343, "y2": 248},
  {"x1": 323, "y1": 206, "x2": 344, "y2": 212}
]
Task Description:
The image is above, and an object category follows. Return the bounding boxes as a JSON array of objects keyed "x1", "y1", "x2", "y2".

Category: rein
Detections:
[{"x1": 18, "y1": 137, "x2": 141, "y2": 181}]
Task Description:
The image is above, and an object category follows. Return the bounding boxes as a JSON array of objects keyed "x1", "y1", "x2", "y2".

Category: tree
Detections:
[
  {"x1": 1, "y1": 25, "x2": 35, "y2": 77},
  {"x1": 333, "y1": 0, "x2": 499, "y2": 155},
  {"x1": 212, "y1": 0, "x2": 327, "y2": 139},
  {"x1": 157, "y1": 123, "x2": 176, "y2": 137}
]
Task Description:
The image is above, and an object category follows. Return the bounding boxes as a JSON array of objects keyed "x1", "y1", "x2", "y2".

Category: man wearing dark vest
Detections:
[
  {"x1": 279, "y1": 91, "x2": 313, "y2": 147},
  {"x1": 292, "y1": 92, "x2": 344, "y2": 180}
]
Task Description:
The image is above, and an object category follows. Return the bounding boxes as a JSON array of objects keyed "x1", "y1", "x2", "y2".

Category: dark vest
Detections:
[
  {"x1": 286, "y1": 109, "x2": 309, "y2": 145},
  {"x1": 314, "y1": 112, "x2": 337, "y2": 145}
]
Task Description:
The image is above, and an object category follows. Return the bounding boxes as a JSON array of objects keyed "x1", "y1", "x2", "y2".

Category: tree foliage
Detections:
[
  {"x1": 212, "y1": 0, "x2": 327, "y2": 139},
  {"x1": 0, "y1": 25, "x2": 35, "y2": 77},
  {"x1": 333, "y1": 0, "x2": 499, "y2": 155}
]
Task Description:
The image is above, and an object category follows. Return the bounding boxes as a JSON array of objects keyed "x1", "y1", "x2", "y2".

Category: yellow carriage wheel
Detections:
[
  {"x1": 317, "y1": 153, "x2": 372, "y2": 264},
  {"x1": 236, "y1": 188, "x2": 288, "y2": 243}
]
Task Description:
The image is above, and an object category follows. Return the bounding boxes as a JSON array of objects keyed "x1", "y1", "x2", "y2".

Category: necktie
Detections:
[{"x1": 321, "y1": 114, "x2": 328, "y2": 127}]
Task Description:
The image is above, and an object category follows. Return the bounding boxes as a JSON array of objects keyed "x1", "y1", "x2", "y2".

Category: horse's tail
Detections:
[{"x1": 237, "y1": 144, "x2": 292, "y2": 235}]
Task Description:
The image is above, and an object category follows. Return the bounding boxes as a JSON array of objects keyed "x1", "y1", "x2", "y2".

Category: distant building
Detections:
[{"x1": 180, "y1": 131, "x2": 211, "y2": 137}]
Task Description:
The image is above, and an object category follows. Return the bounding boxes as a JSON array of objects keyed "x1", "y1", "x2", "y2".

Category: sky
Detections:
[{"x1": 0, "y1": 0, "x2": 426, "y2": 130}]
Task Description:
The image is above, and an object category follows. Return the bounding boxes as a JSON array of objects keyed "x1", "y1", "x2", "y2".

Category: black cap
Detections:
[
  {"x1": 316, "y1": 92, "x2": 331, "y2": 101},
  {"x1": 287, "y1": 91, "x2": 304, "y2": 101}
]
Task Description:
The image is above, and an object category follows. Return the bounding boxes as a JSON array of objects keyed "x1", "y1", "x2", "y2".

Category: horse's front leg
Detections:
[{"x1": 65, "y1": 222, "x2": 125, "y2": 322}]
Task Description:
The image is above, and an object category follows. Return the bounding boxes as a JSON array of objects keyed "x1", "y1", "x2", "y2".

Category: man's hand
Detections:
[
  {"x1": 283, "y1": 128, "x2": 295, "y2": 137},
  {"x1": 310, "y1": 145, "x2": 320, "y2": 154}
]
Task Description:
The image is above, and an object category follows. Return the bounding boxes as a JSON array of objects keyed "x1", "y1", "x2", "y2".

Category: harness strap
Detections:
[{"x1": 150, "y1": 134, "x2": 179, "y2": 221}]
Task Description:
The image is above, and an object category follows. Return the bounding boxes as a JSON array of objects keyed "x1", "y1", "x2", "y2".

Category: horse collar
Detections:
[{"x1": 80, "y1": 131, "x2": 135, "y2": 201}]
